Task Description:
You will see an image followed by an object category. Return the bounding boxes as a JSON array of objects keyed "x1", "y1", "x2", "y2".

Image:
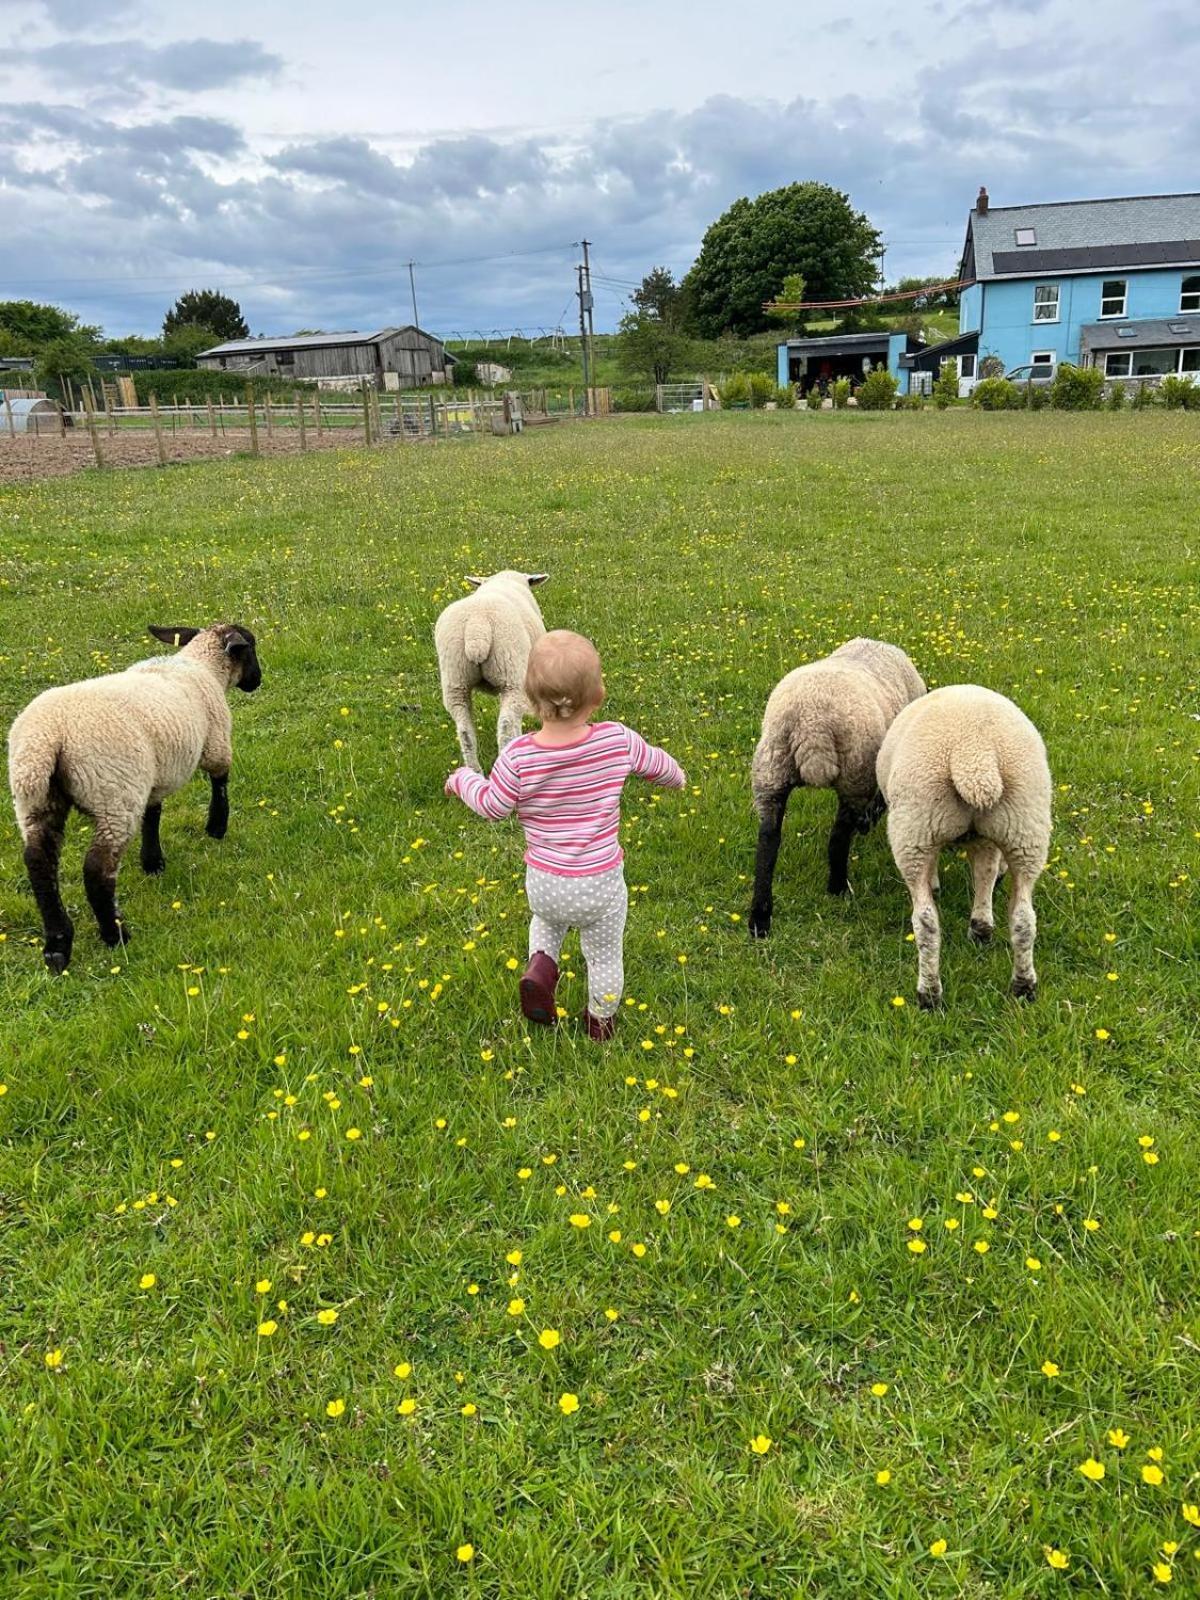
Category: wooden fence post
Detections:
[
  {"x1": 361, "y1": 385, "x2": 373, "y2": 446},
  {"x1": 2, "y1": 390, "x2": 14, "y2": 438},
  {"x1": 207, "y1": 398, "x2": 217, "y2": 436},
  {"x1": 246, "y1": 387, "x2": 259, "y2": 457},
  {"x1": 264, "y1": 395, "x2": 274, "y2": 440},
  {"x1": 314, "y1": 391, "x2": 323, "y2": 439},
  {"x1": 149, "y1": 392, "x2": 167, "y2": 467},
  {"x1": 296, "y1": 393, "x2": 307, "y2": 452},
  {"x1": 82, "y1": 391, "x2": 105, "y2": 469}
]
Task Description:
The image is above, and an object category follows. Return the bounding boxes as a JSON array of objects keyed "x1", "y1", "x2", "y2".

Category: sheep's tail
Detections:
[
  {"x1": 8, "y1": 721, "x2": 68, "y2": 831},
  {"x1": 462, "y1": 615, "x2": 492, "y2": 666},
  {"x1": 949, "y1": 740, "x2": 1004, "y2": 811}
]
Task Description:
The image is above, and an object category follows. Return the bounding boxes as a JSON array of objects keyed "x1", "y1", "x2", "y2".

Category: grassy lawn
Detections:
[{"x1": 0, "y1": 412, "x2": 1197, "y2": 1598}]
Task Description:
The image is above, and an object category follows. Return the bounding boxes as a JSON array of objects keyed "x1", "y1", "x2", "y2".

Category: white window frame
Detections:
[
  {"x1": 959, "y1": 354, "x2": 976, "y2": 378},
  {"x1": 1030, "y1": 350, "x2": 1055, "y2": 368},
  {"x1": 1181, "y1": 348, "x2": 1200, "y2": 372},
  {"x1": 1014, "y1": 227, "x2": 1037, "y2": 246},
  {"x1": 1033, "y1": 283, "x2": 1060, "y2": 323},
  {"x1": 1104, "y1": 351, "x2": 1132, "y2": 378},
  {"x1": 1180, "y1": 276, "x2": 1200, "y2": 313},
  {"x1": 1099, "y1": 279, "x2": 1127, "y2": 319}
]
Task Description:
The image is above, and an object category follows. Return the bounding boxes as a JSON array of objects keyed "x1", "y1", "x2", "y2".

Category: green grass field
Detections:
[{"x1": 0, "y1": 413, "x2": 1197, "y2": 1598}]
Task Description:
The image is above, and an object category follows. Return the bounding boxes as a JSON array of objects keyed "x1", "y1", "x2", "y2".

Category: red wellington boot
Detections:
[
  {"x1": 519, "y1": 952, "x2": 559, "y2": 1026},
  {"x1": 584, "y1": 1009, "x2": 616, "y2": 1042}
]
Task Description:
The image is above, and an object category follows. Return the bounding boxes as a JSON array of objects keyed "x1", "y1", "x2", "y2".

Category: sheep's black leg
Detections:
[
  {"x1": 23, "y1": 809, "x2": 73, "y2": 974},
  {"x1": 826, "y1": 799, "x2": 860, "y2": 896},
  {"x1": 206, "y1": 774, "x2": 229, "y2": 840},
  {"x1": 749, "y1": 789, "x2": 791, "y2": 939},
  {"x1": 84, "y1": 837, "x2": 128, "y2": 948},
  {"x1": 140, "y1": 804, "x2": 165, "y2": 874}
]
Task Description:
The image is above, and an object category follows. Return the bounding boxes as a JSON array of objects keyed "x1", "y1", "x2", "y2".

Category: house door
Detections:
[{"x1": 958, "y1": 354, "x2": 977, "y2": 398}]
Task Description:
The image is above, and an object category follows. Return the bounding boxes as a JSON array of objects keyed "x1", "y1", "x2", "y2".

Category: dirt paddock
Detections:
[{"x1": 0, "y1": 426, "x2": 376, "y2": 484}]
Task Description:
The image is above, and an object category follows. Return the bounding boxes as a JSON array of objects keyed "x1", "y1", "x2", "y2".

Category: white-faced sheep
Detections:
[
  {"x1": 749, "y1": 638, "x2": 926, "y2": 937},
  {"x1": 876, "y1": 684, "x2": 1052, "y2": 1009},
  {"x1": 8, "y1": 623, "x2": 262, "y2": 973},
  {"x1": 434, "y1": 570, "x2": 548, "y2": 770}
]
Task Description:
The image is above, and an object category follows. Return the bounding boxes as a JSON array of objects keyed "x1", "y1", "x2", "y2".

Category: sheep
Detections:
[
  {"x1": 7, "y1": 623, "x2": 262, "y2": 974},
  {"x1": 434, "y1": 570, "x2": 548, "y2": 770},
  {"x1": 749, "y1": 638, "x2": 926, "y2": 937},
  {"x1": 876, "y1": 684, "x2": 1052, "y2": 1009}
]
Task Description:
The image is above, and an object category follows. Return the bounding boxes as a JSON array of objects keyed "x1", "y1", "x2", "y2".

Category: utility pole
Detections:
[
  {"x1": 581, "y1": 238, "x2": 596, "y2": 410},
  {"x1": 577, "y1": 262, "x2": 591, "y2": 412},
  {"x1": 408, "y1": 261, "x2": 421, "y2": 329}
]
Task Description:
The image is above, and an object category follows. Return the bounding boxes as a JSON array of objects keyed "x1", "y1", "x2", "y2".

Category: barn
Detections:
[{"x1": 196, "y1": 327, "x2": 455, "y2": 390}]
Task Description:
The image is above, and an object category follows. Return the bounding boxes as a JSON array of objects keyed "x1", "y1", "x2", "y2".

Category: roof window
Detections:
[{"x1": 1014, "y1": 227, "x2": 1037, "y2": 246}]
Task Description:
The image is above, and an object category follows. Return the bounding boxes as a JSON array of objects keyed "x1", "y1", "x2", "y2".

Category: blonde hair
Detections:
[{"x1": 524, "y1": 630, "x2": 604, "y2": 721}]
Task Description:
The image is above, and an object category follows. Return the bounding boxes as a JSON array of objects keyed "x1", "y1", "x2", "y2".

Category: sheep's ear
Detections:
[
  {"x1": 149, "y1": 626, "x2": 200, "y2": 648},
  {"x1": 463, "y1": 575, "x2": 485, "y2": 589},
  {"x1": 223, "y1": 634, "x2": 248, "y2": 658},
  {"x1": 526, "y1": 573, "x2": 550, "y2": 587}
]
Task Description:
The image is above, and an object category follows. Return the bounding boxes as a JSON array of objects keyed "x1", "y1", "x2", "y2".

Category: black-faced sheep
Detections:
[
  {"x1": 876, "y1": 684, "x2": 1052, "y2": 1008},
  {"x1": 434, "y1": 571, "x2": 548, "y2": 770},
  {"x1": 7, "y1": 623, "x2": 262, "y2": 973},
  {"x1": 749, "y1": 638, "x2": 926, "y2": 937}
]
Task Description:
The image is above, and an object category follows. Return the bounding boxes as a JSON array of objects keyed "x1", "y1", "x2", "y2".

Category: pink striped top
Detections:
[{"x1": 446, "y1": 721, "x2": 686, "y2": 876}]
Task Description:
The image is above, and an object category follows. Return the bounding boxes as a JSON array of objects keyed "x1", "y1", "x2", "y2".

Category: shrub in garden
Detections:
[
  {"x1": 932, "y1": 360, "x2": 959, "y2": 409},
  {"x1": 1131, "y1": 380, "x2": 1159, "y2": 409},
  {"x1": 719, "y1": 373, "x2": 751, "y2": 407},
  {"x1": 979, "y1": 354, "x2": 1006, "y2": 379},
  {"x1": 611, "y1": 386, "x2": 657, "y2": 413},
  {"x1": 1049, "y1": 363, "x2": 1105, "y2": 410},
  {"x1": 856, "y1": 369, "x2": 899, "y2": 410},
  {"x1": 895, "y1": 392, "x2": 925, "y2": 411},
  {"x1": 831, "y1": 377, "x2": 851, "y2": 409},
  {"x1": 747, "y1": 372, "x2": 777, "y2": 408},
  {"x1": 1159, "y1": 374, "x2": 1200, "y2": 410},
  {"x1": 773, "y1": 384, "x2": 797, "y2": 409},
  {"x1": 971, "y1": 377, "x2": 1021, "y2": 411},
  {"x1": 1105, "y1": 382, "x2": 1128, "y2": 411}
]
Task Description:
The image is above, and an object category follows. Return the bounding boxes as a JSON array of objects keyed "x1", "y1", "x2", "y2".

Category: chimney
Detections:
[{"x1": 977, "y1": 185, "x2": 990, "y2": 216}]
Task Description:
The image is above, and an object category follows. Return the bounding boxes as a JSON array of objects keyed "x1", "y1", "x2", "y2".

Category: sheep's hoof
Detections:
[
  {"x1": 43, "y1": 935, "x2": 72, "y2": 975},
  {"x1": 968, "y1": 918, "x2": 994, "y2": 946},
  {"x1": 826, "y1": 879, "x2": 850, "y2": 897},
  {"x1": 917, "y1": 986, "x2": 944, "y2": 1011},
  {"x1": 748, "y1": 909, "x2": 772, "y2": 940},
  {"x1": 1011, "y1": 976, "x2": 1037, "y2": 1003},
  {"x1": 141, "y1": 852, "x2": 166, "y2": 875},
  {"x1": 99, "y1": 920, "x2": 130, "y2": 949},
  {"x1": 205, "y1": 821, "x2": 227, "y2": 841}
]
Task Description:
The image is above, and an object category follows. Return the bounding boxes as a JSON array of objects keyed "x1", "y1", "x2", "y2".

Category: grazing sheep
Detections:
[
  {"x1": 8, "y1": 623, "x2": 262, "y2": 973},
  {"x1": 876, "y1": 684, "x2": 1052, "y2": 1009},
  {"x1": 434, "y1": 570, "x2": 548, "y2": 770},
  {"x1": 749, "y1": 638, "x2": 926, "y2": 937}
]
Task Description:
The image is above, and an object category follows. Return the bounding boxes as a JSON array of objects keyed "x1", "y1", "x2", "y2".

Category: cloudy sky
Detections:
[{"x1": 0, "y1": 0, "x2": 1195, "y2": 339}]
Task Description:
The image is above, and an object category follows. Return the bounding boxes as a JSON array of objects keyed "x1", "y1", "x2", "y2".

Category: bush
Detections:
[
  {"x1": 808, "y1": 384, "x2": 825, "y2": 408},
  {"x1": 610, "y1": 386, "x2": 657, "y2": 413},
  {"x1": 979, "y1": 354, "x2": 1006, "y2": 379},
  {"x1": 932, "y1": 359, "x2": 959, "y2": 410},
  {"x1": 1131, "y1": 380, "x2": 1159, "y2": 410},
  {"x1": 1024, "y1": 383, "x2": 1050, "y2": 410},
  {"x1": 1160, "y1": 374, "x2": 1200, "y2": 410},
  {"x1": 773, "y1": 384, "x2": 796, "y2": 409},
  {"x1": 452, "y1": 360, "x2": 478, "y2": 388},
  {"x1": 1049, "y1": 363, "x2": 1105, "y2": 410},
  {"x1": 1105, "y1": 381, "x2": 1127, "y2": 411},
  {"x1": 856, "y1": 368, "x2": 899, "y2": 410},
  {"x1": 831, "y1": 377, "x2": 851, "y2": 409},
  {"x1": 129, "y1": 368, "x2": 309, "y2": 404},
  {"x1": 719, "y1": 373, "x2": 751, "y2": 408},
  {"x1": 895, "y1": 392, "x2": 925, "y2": 411},
  {"x1": 747, "y1": 372, "x2": 776, "y2": 408},
  {"x1": 971, "y1": 377, "x2": 1021, "y2": 411}
]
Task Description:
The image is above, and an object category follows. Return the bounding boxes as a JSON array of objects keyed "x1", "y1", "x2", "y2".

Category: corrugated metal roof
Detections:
[
  {"x1": 969, "y1": 193, "x2": 1200, "y2": 280},
  {"x1": 1079, "y1": 317, "x2": 1200, "y2": 350},
  {"x1": 197, "y1": 325, "x2": 447, "y2": 357},
  {"x1": 783, "y1": 332, "x2": 893, "y2": 352}
]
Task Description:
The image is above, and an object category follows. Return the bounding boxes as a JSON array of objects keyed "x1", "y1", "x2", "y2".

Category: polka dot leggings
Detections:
[{"x1": 526, "y1": 864, "x2": 628, "y2": 1020}]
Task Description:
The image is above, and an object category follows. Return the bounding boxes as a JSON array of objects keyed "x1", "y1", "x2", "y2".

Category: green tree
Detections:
[
  {"x1": 34, "y1": 337, "x2": 98, "y2": 401},
  {"x1": 163, "y1": 290, "x2": 248, "y2": 342},
  {"x1": 162, "y1": 322, "x2": 219, "y2": 364},
  {"x1": 632, "y1": 267, "x2": 683, "y2": 330},
  {"x1": 682, "y1": 183, "x2": 881, "y2": 338},
  {"x1": 767, "y1": 273, "x2": 807, "y2": 334},
  {"x1": 932, "y1": 358, "x2": 960, "y2": 409},
  {"x1": 616, "y1": 310, "x2": 689, "y2": 386},
  {"x1": 0, "y1": 300, "x2": 99, "y2": 350}
]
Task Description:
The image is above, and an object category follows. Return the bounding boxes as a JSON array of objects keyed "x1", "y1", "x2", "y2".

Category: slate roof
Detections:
[
  {"x1": 966, "y1": 194, "x2": 1200, "y2": 281},
  {"x1": 1079, "y1": 317, "x2": 1200, "y2": 351}
]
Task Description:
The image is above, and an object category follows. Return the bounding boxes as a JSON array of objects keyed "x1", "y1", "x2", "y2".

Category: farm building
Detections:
[
  {"x1": 1, "y1": 397, "x2": 63, "y2": 434},
  {"x1": 776, "y1": 330, "x2": 924, "y2": 394},
  {"x1": 196, "y1": 327, "x2": 455, "y2": 390}
]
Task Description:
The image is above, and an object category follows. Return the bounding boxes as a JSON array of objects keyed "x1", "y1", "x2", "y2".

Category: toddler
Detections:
[{"x1": 445, "y1": 629, "x2": 686, "y2": 1039}]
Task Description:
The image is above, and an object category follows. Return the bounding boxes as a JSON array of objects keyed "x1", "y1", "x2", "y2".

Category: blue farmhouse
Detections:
[{"x1": 778, "y1": 186, "x2": 1200, "y2": 397}]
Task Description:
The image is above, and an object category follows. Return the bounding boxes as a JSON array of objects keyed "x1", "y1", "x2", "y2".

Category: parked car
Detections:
[{"x1": 1005, "y1": 362, "x2": 1056, "y2": 388}]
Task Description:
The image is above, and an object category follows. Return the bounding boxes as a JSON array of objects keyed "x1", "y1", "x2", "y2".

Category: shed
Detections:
[
  {"x1": 2, "y1": 397, "x2": 62, "y2": 435},
  {"x1": 196, "y1": 326, "x2": 456, "y2": 390},
  {"x1": 776, "y1": 330, "x2": 923, "y2": 394}
]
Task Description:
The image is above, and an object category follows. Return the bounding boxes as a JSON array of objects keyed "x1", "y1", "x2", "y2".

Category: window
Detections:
[
  {"x1": 1033, "y1": 283, "x2": 1060, "y2": 322},
  {"x1": 959, "y1": 354, "x2": 976, "y2": 378},
  {"x1": 1104, "y1": 352, "x2": 1132, "y2": 377},
  {"x1": 1100, "y1": 279, "x2": 1127, "y2": 318},
  {"x1": 1132, "y1": 348, "x2": 1178, "y2": 377},
  {"x1": 1014, "y1": 227, "x2": 1037, "y2": 246},
  {"x1": 1031, "y1": 351, "x2": 1055, "y2": 368},
  {"x1": 1181, "y1": 276, "x2": 1200, "y2": 313},
  {"x1": 276, "y1": 350, "x2": 295, "y2": 367},
  {"x1": 1182, "y1": 349, "x2": 1200, "y2": 372}
]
